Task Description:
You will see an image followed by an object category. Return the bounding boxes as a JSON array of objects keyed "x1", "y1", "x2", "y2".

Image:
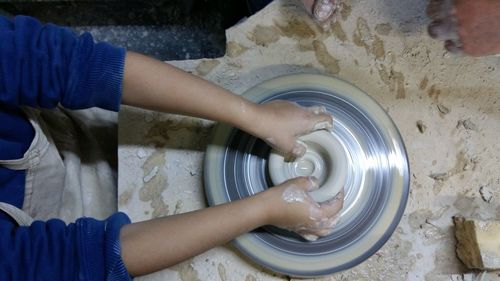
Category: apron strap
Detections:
[
  {"x1": 0, "y1": 202, "x2": 34, "y2": 226},
  {"x1": 0, "y1": 109, "x2": 49, "y2": 171}
]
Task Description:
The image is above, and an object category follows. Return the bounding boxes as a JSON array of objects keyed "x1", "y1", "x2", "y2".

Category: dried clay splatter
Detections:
[
  {"x1": 331, "y1": 20, "x2": 348, "y2": 42},
  {"x1": 140, "y1": 152, "x2": 169, "y2": 218},
  {"x1": 118, "y1": 188, "x2": 134, "y2": 207},
  {"x1": 249, "y1": 25, "x2": 280, "y2": 46},
  {"x1": 313, "y1": 40, "x2": 340, "y2": 74},
  {"x1": 274, "y1": 17, "x2": 317, "y2": 39},
  {"x1": 353, "y1": 17, "x2": 386, "y2": 60},
  {"x1": 244, "y1": 275, "x2": 257, "y2": 281},
  {"x1": 416, "y1": 120, "x2": 427, "y2": 133},
  {"x1": 145, "y1": 117, "x2": 211, "y2": 149},
  {"x1": 172, "y1": 261, "x2": 200, "y2": 281},
  {"x1": 429, "y1": 151, "x2": 478, "y2": 195},
  {"x1": 375, "y1": 23, "x2": 392, "y2": 36},
  {"x1": 377, "y1": 64, "x2": 406, "y2": 99},
  {"x1": 332, "y1": 233, "x2": 416, "y2": 280},
  {"x1": 407, "y1": 208, "x2": 448, "y2": 246},
  {"x1": 340, "y1": 2, "x2": 352, "y2": 21},
  {"x1": 226, "y1": 41, "x2": 249, "y2": 58},
  {"x1": 427, "y1": 84, "x2": 441, "y2": 102},
  {"x1": 457, "y1": 119, "x2": 478, "y2": 131},
  {"x1": 419, "y1": 76, "x2": 429, "y2": 90},
  {"x1": 218, "y1": 263, "x2": 227, "y2": 281},
  {"x1": 196, "y1": 59, "x2": 220, "y2": 76}
]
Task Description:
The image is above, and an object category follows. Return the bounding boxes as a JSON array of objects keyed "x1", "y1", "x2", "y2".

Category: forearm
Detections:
[
  {"x1": 119, "y1": 193, "x2": 271, "y2": 277},
  {"x1": 122, "y1": 51, "x2": 257, "y2": 131}
]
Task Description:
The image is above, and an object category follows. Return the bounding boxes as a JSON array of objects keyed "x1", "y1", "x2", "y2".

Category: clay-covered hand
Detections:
[
  {"x1": 301, "y1": 0, "x2": 342, "y2": 24},
  {"x1": 263, "y1": 176, "x2": 344, "y2": 241},
  {"x1": 427, "y1": 0, "x2": 500, "y2": 56},
  {"x1": 250, "y1": 100, "x2": 333, "y2": 158}
]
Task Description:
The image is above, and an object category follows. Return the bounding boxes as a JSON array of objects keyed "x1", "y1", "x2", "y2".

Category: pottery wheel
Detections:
[{"x1": 204, "y1": 74, "x2": 409, "y2": 277}]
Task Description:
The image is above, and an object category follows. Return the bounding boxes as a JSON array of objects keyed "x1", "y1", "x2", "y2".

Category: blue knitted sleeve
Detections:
[
  {"x1": 0, "y1": 212, "x2": 132, "y2": 281},
  {"x1": 0, "y1": 15, "x2": 125, "y2": 111}
]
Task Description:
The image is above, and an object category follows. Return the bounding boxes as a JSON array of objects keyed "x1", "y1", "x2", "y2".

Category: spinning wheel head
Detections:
[{"x1": 204, "y1": 74, "x2": 409, "y2": 277}]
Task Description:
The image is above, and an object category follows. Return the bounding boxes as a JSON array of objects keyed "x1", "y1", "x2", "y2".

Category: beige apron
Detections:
[{"x1": 0, "y1": 107, "x2": 118, "y2": 225}]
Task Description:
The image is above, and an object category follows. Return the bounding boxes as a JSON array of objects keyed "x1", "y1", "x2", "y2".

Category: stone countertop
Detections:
[
  {"x1": 0, "y1": 0, "x2": 228, "y2": 60},
  {"x1": 118, "y1": 1, "x2": 500, "y2": 280}
]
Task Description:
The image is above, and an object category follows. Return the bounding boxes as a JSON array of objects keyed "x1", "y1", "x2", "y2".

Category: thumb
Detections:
[
  {"x1": 284, "y1": 176, "x2": 319, "y2": 192},
  {"x1": 281, "y1": 140, "x2": 307, "y2": 160},
  {"x1": 306, "y1": 176, "x2": 320, "y2": 192},
  {"x1": 319, "y1": 189, "x2": 344, "y2": 217}
]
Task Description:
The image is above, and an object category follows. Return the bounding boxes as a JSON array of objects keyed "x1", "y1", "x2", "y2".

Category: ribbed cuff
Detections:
[
  {"x1": 69, "y1": 34, "x2": 126, "y2": 112},
  {"x1": 104, "y1": 212, "x2": 132, "y2": 281},
  {"x1": 77, "y1": 212, "x2": 131, "y2": 281},
  {"x1": 77, "y1": 217, "x2": 106, "y2": 281},
  {"x1": 87, "y1": 42, "x2": 126, "y2": 112}
]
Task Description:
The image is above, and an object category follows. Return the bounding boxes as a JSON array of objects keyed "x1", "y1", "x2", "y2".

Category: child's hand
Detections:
[
  {"x1": 249, "y1": 100, "x2": 333, "y2": 158},
  {"x1": 427, "y1": 0, "x2": 500, "y2": 56},
  {"x1": 260, "y1": 176, "x2": 344, "y2": 241}
]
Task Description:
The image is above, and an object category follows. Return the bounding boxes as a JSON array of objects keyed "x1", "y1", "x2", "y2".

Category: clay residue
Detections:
[
  {"x1": 249, "y1": 25, "x2": 280, "y2": 46},
  {"x1": 217, "y1": 263, "x2": 227, "y2": 281},
  {"x1": 196, "y1": 59, "x2": 220, "y2": 76},
  {"x1": 419, "y1": 76, "x2": 429, "y2": 90},
  {"x1": 416, "y1": 120, "x2": 426, "y2": 134},
  {"x1": 375, "y1": 23, "x2": 392, "y2": 36},
  {"x1": 437, "y1": 103, "x2": 450, "y2": 116},
  {"x1": 408, "y1": 208, "x2": 449, "y2": 245},
  {"x1": 372, "y1": 36, "x2": 386, "y2": 60},
  {"x1": 427, "y1": 84, "x2": 441, "y2": 102},
  {"x1": 340, "y1": 2, "x2": 352, "y2": 21},
  {"x1": 332, "y1": 233, "x2": 416, "y2": 280},
  {"x1": 377, "y1": 65, "x2": 406, "y2": 99},
  {"x1": 226, "y1": 41, "x2": 248, "y2": 58},
  {"x1": 245, "y1": 275, "x2": 257, "y2": 281},
  {"x1": 479, "y1": 185, "x2": 493, "y2": 203},
  {"x1": 429, "y1": 151, "x2": 478, "y2": 194},
  {"x1": 353, "y1": 17, "x2": 386, "y2": 60},
  {"x1": 331, "y1": 20, "x2": 348, "y2": 42},
  {"x1": 429, "y1": 172, "x2": 448, "y2": 181},
  {"x1": 172, "y1": 261, "x2": 200, "y2": 281},
  {"x1": 173, "y1": 199, "x2": 183, "y2": 214},
  {"x1": 457, "y1": 119, "x2": 478, "y2": 131},
  {"x1": 140, "y1": 152, "x2": 169, "y2": 218},
  {"x1": 409, "y1": 209, "x2": 435, "y2": 229},
  {"x1": 453, "y1": 151, "x2": 478, "y2": 173},
  {"x1": 145, "y1": 117, "x2": 211, "y2": 150},
  {"x1": 118, "y1": 188, "x2": 133, "y2": 207},
  {"x1": 403, "y1": 43, "x2": 431, "y2": 68},
  {"x1": 274, "y1": 18, "x2": 316, "y2": 39},
  {"x1": 146, "y1": 120, "x2": 185, "y2": 146},
  {"x1": 313, "y1": 40, "x2": 340, "y2": 74}
]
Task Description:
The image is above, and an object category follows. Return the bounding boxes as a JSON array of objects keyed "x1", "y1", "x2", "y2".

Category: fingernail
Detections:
[{"x1": 292, "y1": 142, "x2": 307, "y2": 157}]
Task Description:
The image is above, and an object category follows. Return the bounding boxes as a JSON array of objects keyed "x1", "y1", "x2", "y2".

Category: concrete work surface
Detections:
[{"x1": 118, "y1": 0, "x2": 500, "y2": 280}]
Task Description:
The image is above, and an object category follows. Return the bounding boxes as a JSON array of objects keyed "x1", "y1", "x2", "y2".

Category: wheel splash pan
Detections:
[{"x1": 204, "y1": 74, "x2": 409, "y2": 277}]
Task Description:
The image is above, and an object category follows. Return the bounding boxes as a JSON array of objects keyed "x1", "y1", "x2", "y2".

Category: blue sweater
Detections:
[{"x1": 0, "y1": 16, "x2": 132, "y2": 280}]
